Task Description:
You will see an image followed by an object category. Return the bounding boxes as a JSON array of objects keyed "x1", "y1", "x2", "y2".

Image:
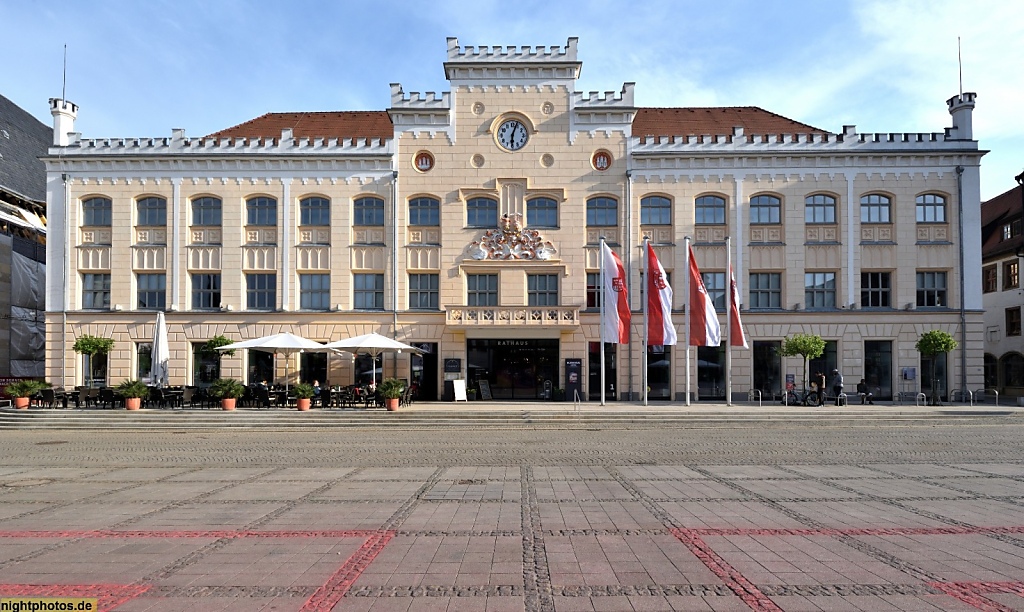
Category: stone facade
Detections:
[{"x1": 43, "y1": 38, "x2": 985, "y2": 402}]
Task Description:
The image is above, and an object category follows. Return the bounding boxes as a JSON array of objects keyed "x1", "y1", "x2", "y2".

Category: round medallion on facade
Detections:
[
  {"x1": 540, "y1": 154, "x2": 554, "y2": 168},
  {"x1": 471, "y1": 154, "x2": 485, "y2": 168},
  {"x1": 541, "y1": 101, "x2": 554, "y2": 115},
  {"x1": 413, "y1": 150, "x2": 435, "y2": 173},
  {"x1": 472, "y1": 102, "x2": 485, "y2": 115},
  {"x1": 591, "y1": 150, "x2": 613, "y2": 172}
]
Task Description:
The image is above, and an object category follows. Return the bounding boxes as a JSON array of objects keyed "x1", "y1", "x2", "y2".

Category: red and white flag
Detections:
[
  {"x1": 688, "y1": 245, "x2": 721, "y2": 346},
  {"x1": 601, "y1": 242, "x2": 631, "y2": 344},
  {"x1": 729, "y1": 267, "x2": 748, "y2": 348},
  {"x1": 646, "y1": 243, "x2": 677, "y2": 346}
]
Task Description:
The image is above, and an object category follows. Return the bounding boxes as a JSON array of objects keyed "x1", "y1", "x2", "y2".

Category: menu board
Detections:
[
  {"x1": 452, "y1": 379, "x2": 467, "y2": 402},
  {"x1": 478, "y1": 380, "x2": 492, "y2": 400}
]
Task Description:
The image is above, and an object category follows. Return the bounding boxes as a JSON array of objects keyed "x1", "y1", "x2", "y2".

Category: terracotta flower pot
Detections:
[
  {"x1": 386, "y1": 397, "x2": 399, "y2": 411},
  {"x1": 125, "y1": 398, "x2": 142, "y2": 410},
  {"x1": 296, "y1": 398, "x2": 311, "y2": 411},
  {"x1": 221, "y1": 398, "x2": 236, "y2": 411},
  {"x1": 13, "y1": 397, "x2": 29, "y2": 409}
]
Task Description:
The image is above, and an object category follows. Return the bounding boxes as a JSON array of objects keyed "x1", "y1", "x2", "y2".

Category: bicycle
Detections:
[{"x1": 782, "y1": 388, "x2": 823, "y2": 406}]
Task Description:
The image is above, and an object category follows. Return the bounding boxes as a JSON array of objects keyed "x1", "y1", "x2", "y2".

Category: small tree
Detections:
[
  {"x1": 73, "y1": 335, "x2": 115, "y2": 356},
  {"x1": 916, "y1": 330, "x2": 958, "y2": 405},
  {"x1": 781, "y1": 333, "x2": 826, "y2": 391},
  {"x1": 202, "y1": 335, "x2": 236, "y2": 357}
]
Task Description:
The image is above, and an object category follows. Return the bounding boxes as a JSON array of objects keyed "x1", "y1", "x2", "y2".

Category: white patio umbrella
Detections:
[
  {"x1": 148, "y1": 311, "x2": 170, "y2": 388},
  {"x1": 215, "y1": 332, "x2": 330, "y2": 393},
  {"x1": 324, "y1": 332, "x2": 422, "y2": 386}
]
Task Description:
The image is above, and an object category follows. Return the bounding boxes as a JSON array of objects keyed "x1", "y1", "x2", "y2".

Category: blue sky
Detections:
[{"x1": 3, "y1": 0, "x2": 1020, "y2": 199}]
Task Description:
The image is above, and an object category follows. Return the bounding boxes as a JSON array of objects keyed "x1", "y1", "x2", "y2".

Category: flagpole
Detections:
[
  {"x1": 725, "y1": 236, "x2": 733, "y2": 406},
  {"x1": 683, "y1": 237, "x2": 691, "y2": 406},
  {"x1": 599, "y1": 237, "x2": 607, "y2": 406},
  {"x1": 642, "y1": 238, "x2": 649, "y2": 406}
]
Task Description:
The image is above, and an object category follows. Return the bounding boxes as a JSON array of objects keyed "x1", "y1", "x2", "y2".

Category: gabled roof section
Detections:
[
  {"x1": 633, "y1": 107, "x2": 827, "y2": 142},
  {"x1": 207, "y1": 111, "x2": 393, "y2": 142},
  {"x1": 981, "y1": 183, "x2": 1023, "y2": 260},
  {"x1": 0, "y1": 94, "x2": 52, "y2": 204}
]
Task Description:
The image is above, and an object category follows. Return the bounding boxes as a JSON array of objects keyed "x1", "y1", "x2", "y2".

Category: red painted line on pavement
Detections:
[
  {"x1": 0, "y1": 584, "x2": 149, "y2": 612},
  {"x1": 0, "y1": 529, "x2": 384, "y2": 539},
  {"x1": 301, "y1": 531, "x2": 394, "y2": 611},
  {"x1": 690, "y1": 526, "x2": 1024, "y2": 538},
  {"x1": 928, "y1": 581, "x2": 1024, "y2": 612},
  {"x1": 672, "y1": 528, "x2": 784, "y2": 612}
]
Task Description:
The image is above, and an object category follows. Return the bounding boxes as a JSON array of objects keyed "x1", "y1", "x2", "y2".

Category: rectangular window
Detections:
[
  {"x1": 467, "y1": 274, "x2": 498, "y2": 306},
  {"x1": 749, "y1": 195, "x2": 781, "y2": 225},
  {"x1": 82, "y1": 273, "x2": 111, "y2": 309},
  {"x1": 586, "y1": 197, "x2": 617, "y2": 227},
  {"x1": 695, "y1": 195, "x2": 726, "y2": 225},
  {"x1": 466, "y1": 198, "x2": 498, "y2": 228},
  {"x1": 246, "y1": 273, "x2": 276, "y2": 310},
  {"x1": 527, "y1": 197, "x2": 558, "y2": 228},
  {"x1": 137, "y1": 273, "x2": 166, "y2": 310},
  {"x1": 586, "y1": 272, "x2": 601, "y2": 309},
  {"x1": 983, "y1": 265, "x2": 998, "y2": 293},
  {"x1": 354, "y1": 197, "x2": 385, "y2": 226},
  {"x1": 83, "y1": 197, "x2": 112, "y2": 226},
  {"x1": 299, "y1": 273, "x2": 330, "y2": 310},
  {"x1": 300, "y1": 197, "x2": 330, "y2": 226},
  {"x1": 192, "y1": 197, "x2": 222, "y2": 226},
  {"x1": 804, "y1": 272, "x2": 837, "y2": 309},
  {"x1": 137, "y1": 342, "x2": 153, "y2": 380},
  {"x1": 409, "y1": 197, "x2": 440, "y2": 226},
  {"x1": 408, "y1": 273, "x2": 439, "y2": 310},
  {"x1": 860, "y1": 194, "x2": 891, "y2": 224},
  {"x1": 1004, "y1": 261, "x2": 1019, "y2": 290},
  {"x1": 528, "y1": 274, "x2": 559, "y2": 306},
  {"x1": 749, "y1": 272, "x2": 781, "y2": 309},
  {"x1": 354, "y1": 273, "x2": 384, "y2": 310},
  {"x1": 916, "y1": 271, "x2": 947, "y2": 308},
  {"x1": 701, "y1": 271, "x2": 726, "y2": 311},
  {"x1": 1008, "y1": 307, "x2": 1022, "y2": 337},
  {"x1": 136, "y1": 197, "x2": 167, "y2": 226},
  {"x1": 640, "y1": 196, "x2": 671, "y2": 225},
  {"x1": 246, "y1": 197, "x2": 277, "y2": 226},
  {"x1": 805, "y1": 195, "x2": 836, "y2": 224},
  {"x1": 1003, "y1": 219, "x2": 1022, "y2": 241},
  {"x1": 191, "y1": 273, "x2": 221, "y2": 310},
  {"x1": 861, "y1": 272, "x2": 891, "y2": 308}
]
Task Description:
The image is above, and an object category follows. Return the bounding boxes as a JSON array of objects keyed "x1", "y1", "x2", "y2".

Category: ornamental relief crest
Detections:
[{"x1": 466, "y1": 213, "x2": 556, "y2": 260}]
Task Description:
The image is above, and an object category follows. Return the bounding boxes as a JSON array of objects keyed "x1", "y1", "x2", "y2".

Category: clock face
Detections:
[{"x1": 496, "y1": 119, "x2": 528, "y2": 151}]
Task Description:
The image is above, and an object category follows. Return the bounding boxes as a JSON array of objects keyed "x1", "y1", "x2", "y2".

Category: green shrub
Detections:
[
  {"x1": 209, "y1": 378, "x2": 246, "y2": 399},
  {"x1": 4, "y1": 379, "x2": 51, "y2": 398},
  {"x1": 115, "y1": 379, "x2": 150, "y2": 399},
  {"x1": 378, "y1": 378, "x2": 405, "y2": 399},
  {"x1": 292, "y1": 382, "x2": 316, "y2": 399}
]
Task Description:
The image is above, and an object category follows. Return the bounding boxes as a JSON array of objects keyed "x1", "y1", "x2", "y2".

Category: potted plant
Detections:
[
  {"x1": 4, "y1": 380, "x2": 51, "y2": 409},
  {"x1": 115, "y1": 379, "x2": 149, "y2": 410},
  {"x1": 210, "y1": 378, "x2": 246, "y2": 411},
  {"x1": 378, "y1": 378, "x2": 404, "y2": 411},
  {"x1": 292, "y1": 382, "x2": 315, "y2": 411}
]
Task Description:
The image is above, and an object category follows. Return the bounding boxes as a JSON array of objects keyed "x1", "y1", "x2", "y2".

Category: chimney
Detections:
[
  {"x1": 946, "y1": 92, "x2": 977, "y2": 140},
  {"x1": 49, "y1": 98, "x2": 79, "y2": 146}
]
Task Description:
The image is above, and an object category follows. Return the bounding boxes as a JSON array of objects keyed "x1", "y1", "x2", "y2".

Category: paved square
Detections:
[{"x1": 1, "y1": 419, "x2": 1024, "y2": 610}]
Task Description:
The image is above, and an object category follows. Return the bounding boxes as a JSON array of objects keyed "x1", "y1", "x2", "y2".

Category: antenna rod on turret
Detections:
[
  {"x1": 957, "y1": 37, "x2": 963, "y2": 97},
  {"x1": 62, "y1": 44, "x2": 67, "y2": 101}
]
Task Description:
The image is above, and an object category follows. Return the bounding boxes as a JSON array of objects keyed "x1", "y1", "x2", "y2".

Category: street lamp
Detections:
[{"x1": 1017, "y1": 171, "x2": 1024, "y2": 259}]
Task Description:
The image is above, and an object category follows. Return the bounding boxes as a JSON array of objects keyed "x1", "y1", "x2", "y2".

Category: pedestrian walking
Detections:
[{"x1": 831, "y1": 369, "x2": 844, "y2": 405}]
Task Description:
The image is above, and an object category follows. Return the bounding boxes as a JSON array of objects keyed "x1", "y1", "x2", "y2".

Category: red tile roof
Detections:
[
  {"x1": 207, "y1": 111, "x2": 393, "y2": 142},
  {"x1": 981, "y1": 183, "x2": 1024, "y2": 260},
  {"x1": 209, "y1": 106, "x2": 825, "y2": 143},
  {"x1": 633, "y1": 107, "x2": 826, "y2": 141}
]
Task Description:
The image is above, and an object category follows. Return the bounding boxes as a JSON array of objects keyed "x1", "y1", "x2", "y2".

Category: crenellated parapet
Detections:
[
  {"x1": 569, "y1": 83, "x2": 636, "y2": 143},
  {"x1": 388, "y1": 83, "x2": 455, "y2": 142},
  {"x1": 631, "y1": 128, "x2": 975, "y2": 155},
  {"x1": 573, "y1": 83, "x2": 635, "y2": 109},
  {"x1": 389, "y1": 83, "x2": 451, "y2": 110},
  {"x1": 46, "y1": 128, "x2": 393, "y2": 159},
  {"x1": 444, "y1": 37, "x2": 581, "y2": 81}
]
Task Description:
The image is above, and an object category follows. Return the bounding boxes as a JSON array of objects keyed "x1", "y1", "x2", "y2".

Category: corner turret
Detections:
[
  {"x1": 49, "y1": 98, "x2": 78, "y2": 146},
  {"x1": 946, "y1": 92, "x2": 976, "y2": 140}
]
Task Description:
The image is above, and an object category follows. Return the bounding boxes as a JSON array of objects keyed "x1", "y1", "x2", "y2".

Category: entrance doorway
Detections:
[
  {"x1": 588, "y1": 342, "x2": 617, "y2": 400},
  {"x1": 467, "y1": 339, "x2": 558, "y2": 400},
  {"x1": 411, "y1": 343, "x2": 438, "y2": 401}
]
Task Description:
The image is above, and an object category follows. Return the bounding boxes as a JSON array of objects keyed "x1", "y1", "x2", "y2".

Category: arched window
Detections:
[
  {"x1": 916, "y1": 193, "x2": 946, "y2": 223},
  {"x1": 527, "y1": 197, "x2": 558, "y2": 228},
  {"x1": 695, "y1": 195, "x2": 726, "y2": 225},
  {"x1": 409, "y1": 197, "x2": 440, "y2": 226},
  {"x1": 749, "y1": 195, "x2": 781, "y2": 224},
  {"x1": 466, "y1": 197, "x2": 498, "y2": 228},
  {"x1": 354, "y1": 196, "x2": 385, "y2": 226},
  {"x1": 805, "y1": 194, "x2": 836, "y2": 224},
  {"x1": 83, "y1": 197, "x2": 112, "y2": 226},
  {"x1": 640, "y1": 196, "x2": 671, "y2": 225},
  {"x1": 587, "y1": 197, "x2": 617, "y2": 227},
  {"x1": 136, "y1": 197, "x2": 166, "y2": 226},
  {"x1": 192, "y1": 197, "x2": 222, "y2": 226},
  {"x1": 860, "y1": 194, "x2": 891, "y2": 224},
  {"x1": 300, "y1": 197, "x2": 330, "y2": 226},
  {"x1": 1001, "y1": 353, "x2": 1024, "y2": 388},
  {"x1": 246, "y1": 196, "x2": 277, "y2": 226}
]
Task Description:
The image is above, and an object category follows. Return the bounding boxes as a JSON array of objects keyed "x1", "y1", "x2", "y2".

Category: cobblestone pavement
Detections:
[{"x1": 1, "y1": 418, "x2": 1024, "y2": 611}]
